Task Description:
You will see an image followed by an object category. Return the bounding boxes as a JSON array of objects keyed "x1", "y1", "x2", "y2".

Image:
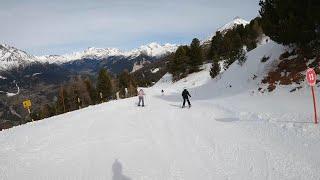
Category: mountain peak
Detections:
[
  {"x1": 0, "y1": 43, "x2": 18, "y2": 51},
  {"x1": 203, "y1": 17, "x2": 249, "y2": 44},
  {"x1": 217, "y1": 17, "x2": 249, "y2": 33},
  {"x1": 0, "y1": 43, "x2": 37, "y2": 71},
  {"x1": 233, "y1": 16, "x2": 241, "y2": 20}
]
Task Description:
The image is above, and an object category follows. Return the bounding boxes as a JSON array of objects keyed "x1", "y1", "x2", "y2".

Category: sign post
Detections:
[
  {"x1": 306, "y1": 68, "x2": 318, "y2": 124},
  {"x1": 23, "y1": 99, "x2": 34, "y2": 122}
]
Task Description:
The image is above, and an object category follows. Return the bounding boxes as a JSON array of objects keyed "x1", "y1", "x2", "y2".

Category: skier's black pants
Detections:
[
  {"x1": 138, "y1": 97, "x2": 144, "y2": 106},
  {"x1": 183, "y1": 97, "x2": 191, "y2": 107}
]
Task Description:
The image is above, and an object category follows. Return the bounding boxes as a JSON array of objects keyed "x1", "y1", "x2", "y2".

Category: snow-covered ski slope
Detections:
[{"x1": 1, "y1": 41, "x2": 320, "y2": 180}]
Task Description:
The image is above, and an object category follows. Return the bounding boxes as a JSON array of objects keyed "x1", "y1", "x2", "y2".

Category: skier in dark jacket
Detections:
[{"x1": 182, "y1": 89, "x2": 191, "y2": 108}]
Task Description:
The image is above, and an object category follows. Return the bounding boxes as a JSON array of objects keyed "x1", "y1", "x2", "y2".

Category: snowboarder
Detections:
[
  {"x1": 161, "y1": 89, "x2": 164, "y2": 96},
  {"x1": 138, "y1": 89, "x2": 145, "y2": 107},
  {"x1": 182, "y1": 88, "x2": 191, "y2": 108}
]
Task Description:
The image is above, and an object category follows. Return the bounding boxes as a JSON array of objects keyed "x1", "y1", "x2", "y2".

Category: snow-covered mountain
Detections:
[
  {"x1": 37, "y1": 42, "x2": 177, "y2": 64},
  {"x1": 0, "y1": 44, "x2": 38, "y2": 71},
  {"x1": 203, "y1": 17, "x2": 250, "y2": 43},
  {"x1": 0, "y1": 42, "x2": 177, "y2": 71},
  {"x1": 127, "y1": 42, "x2": 177, "y2": 58},
  {"x1": 217, "y1": 16, "x2": 249, "y2": 34}
]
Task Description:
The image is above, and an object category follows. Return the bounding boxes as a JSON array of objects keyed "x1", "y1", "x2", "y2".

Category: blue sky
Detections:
[{"x1": 0, "y1": 0, "x2": 260, "y2": 55}]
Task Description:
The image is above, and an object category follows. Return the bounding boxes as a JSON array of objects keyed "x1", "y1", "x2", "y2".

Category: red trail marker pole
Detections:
[
  {"x1": 306, "y1": 68, "x2": 318, "y2": 124},
  {"x1": 311, "y1": 86, "x2": 318, "y2": 124}
]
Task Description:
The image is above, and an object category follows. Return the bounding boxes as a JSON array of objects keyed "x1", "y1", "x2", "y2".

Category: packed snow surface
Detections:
[{"x1": 1, "y1": 41, "x2": 319, "y2": 180}]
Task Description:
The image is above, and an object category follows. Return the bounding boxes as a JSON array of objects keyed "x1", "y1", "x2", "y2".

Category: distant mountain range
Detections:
[{"x1": 0, "y1": 42, "x2": 178, "y2": 73}]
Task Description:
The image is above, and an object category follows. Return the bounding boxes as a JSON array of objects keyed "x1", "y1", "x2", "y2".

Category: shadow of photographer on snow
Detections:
[{"x1": 112, "y1": 159, "x2": 131, "y2": 180}]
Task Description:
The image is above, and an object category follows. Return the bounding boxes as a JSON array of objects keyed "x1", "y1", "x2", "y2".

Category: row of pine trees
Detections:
[
  {"x1": 167, "y1": 38, "x2": 204, "y2": 81},
  {"x1": 167, "y1": 17, "x2": 263, "y2": 81},
  {"x1": 30, "y1": 69, "x2": 137, "y2": 121}
]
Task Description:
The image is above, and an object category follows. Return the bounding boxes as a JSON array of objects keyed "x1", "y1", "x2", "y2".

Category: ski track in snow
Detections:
[{"x1": 0, "y1": 93, "x2": 319, "y2": 180}]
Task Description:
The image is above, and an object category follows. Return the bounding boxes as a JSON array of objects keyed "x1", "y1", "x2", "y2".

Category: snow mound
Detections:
[
  {"x1": 153, "y1": 63, "x2": 212, "y2": 94},
  {"x1": 151, "y1": 68, "x2": 160, "y2": 73}
]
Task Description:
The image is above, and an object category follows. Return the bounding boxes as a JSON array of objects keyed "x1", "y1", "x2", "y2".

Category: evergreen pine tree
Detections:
[
  {"x1": 96, "y1": 69, "x2": 113, "y2": 101},
  {"x1": 222, "y1": 31, "x2": 243, "y2": 69},
  {"x1": 237, "y1": 49, "x2": 247, "y2": 66},
  {"x1": 188, "y1": 38, "x2": 203, "y2": 72},
  {"x1": 118, "y1": 70, "x2": 137, "y2": 98},
  {"x1": 168, "y1": 46, "x2": 189, "y2": 80},
  {"x1": 210, "y1": 60, "x2": 221, "y2": 79},
  {"x1": 56, "y1": 87, "x2": 70, "y2": 114},
  {"x1": 209, "y1": 32, "x2": 224, "y2": 60},
  {"x1": 39, "y1": 104, "x2": 55, "y2": 119},
  {"x1": 84, "y1": 79, "x2": 98, "y2": 105},
  {"x1": 118, "y1": 70, "x2": 130, "y2": 98}
]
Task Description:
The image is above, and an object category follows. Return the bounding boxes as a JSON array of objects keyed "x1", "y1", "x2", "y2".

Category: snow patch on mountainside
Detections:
[
  {"x1": 131, "y1": 60, "x2": 150, "y2": 73},
  {"x1": 0, "y1": 75, "x2": 7, "y2": 79},
  {"x1": 0, "y1": 82, "x2": 20, "y2": 97},
  {"x1": 151, "y1": 68, "x2": 160, "y2": 73}
]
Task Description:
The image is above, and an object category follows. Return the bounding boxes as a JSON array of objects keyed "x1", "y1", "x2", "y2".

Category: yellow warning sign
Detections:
[{"x1": 23, "y1": 99, "x2": 32, "y2": 109}]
